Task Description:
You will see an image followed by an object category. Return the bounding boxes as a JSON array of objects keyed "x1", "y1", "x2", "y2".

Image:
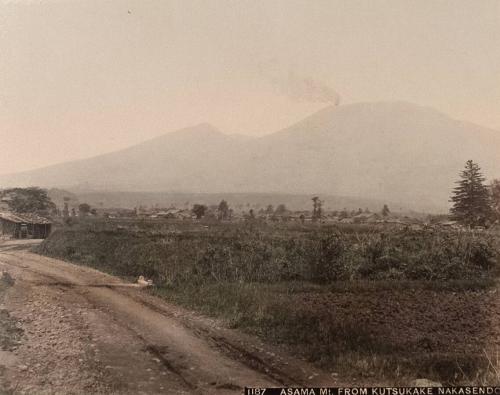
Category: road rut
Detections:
[{"x1": 0, "y1": 240, "x2": 333, "y2": 394}]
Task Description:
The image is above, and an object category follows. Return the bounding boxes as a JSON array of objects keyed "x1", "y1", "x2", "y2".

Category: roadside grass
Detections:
[{"x1": 0, "y1": 276, "x2": 23, "y2": 353}]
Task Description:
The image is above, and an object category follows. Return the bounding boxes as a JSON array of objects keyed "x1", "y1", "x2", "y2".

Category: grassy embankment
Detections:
[{"x1": 36, "y1": 220, "x2": 500, "y2": 384}]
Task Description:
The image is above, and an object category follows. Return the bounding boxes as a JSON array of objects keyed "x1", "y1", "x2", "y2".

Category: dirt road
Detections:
[{"x1": 0, "y1": 240, "x2": 333, "y2": 394}]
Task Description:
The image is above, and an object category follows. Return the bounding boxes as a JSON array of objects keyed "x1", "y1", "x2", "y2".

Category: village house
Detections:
[{"x1": 0, "y1": 212, "x2": 52, "y2": 239}]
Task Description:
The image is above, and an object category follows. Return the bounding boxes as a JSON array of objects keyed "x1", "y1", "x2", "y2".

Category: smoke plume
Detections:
[{"x1": 275, "y1": 71, "x2": 341, "y2": 106}]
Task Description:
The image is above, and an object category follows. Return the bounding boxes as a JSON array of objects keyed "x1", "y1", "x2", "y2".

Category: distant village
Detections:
[
  {"x1": 0, "y1": 185, "x2": 483, "y2": 241},
  {"x1": 52, "y1": 197, "x2": 451, "y2": 230}
]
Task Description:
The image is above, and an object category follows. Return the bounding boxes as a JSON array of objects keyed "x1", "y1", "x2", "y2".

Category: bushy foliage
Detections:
[
  {"x1": 192, "y1": 204, "x2": 207, "y2": 219},
  {"x1": 37, "y1": 225, "x2": 499, "y2": 285},
  {"x1": 78, "y1": 203, "x2": 91, "y2": 216},
  {"x1": 1, "y1": 187, "x2": 56, "y2": 215}
]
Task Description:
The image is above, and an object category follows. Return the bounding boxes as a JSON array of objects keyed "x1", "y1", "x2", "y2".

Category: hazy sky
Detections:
[{"x1": 1, "y1": 0, "x2": 499, "y2": 174}]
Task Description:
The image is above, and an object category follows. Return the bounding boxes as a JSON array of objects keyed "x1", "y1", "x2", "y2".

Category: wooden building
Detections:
[{"x1": 0, "y1": 212, "x2": 52, "y2": 239}]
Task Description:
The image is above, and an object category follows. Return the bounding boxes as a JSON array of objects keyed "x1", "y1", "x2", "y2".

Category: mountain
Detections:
[
  {"x1": 1, "y1": 102, "x2": 500, "y2": 212},
  {"x1": 243, "y1": 102, "x2": 500, "y2": 211}
]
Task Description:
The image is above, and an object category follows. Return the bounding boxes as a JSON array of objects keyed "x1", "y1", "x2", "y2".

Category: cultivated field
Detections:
[{"x1": 37, "y1": 219, "x2": 500, "y2": 384}]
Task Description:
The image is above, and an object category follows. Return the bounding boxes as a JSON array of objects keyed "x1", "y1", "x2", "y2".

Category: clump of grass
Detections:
[
  {"x1": 0, "y1": 284, "x2": 23, "y2": 352},
  {"x1": 0, "y1": 272, "x2": 15, "y2": 288},
  {"x1": 474, "y1": 349, "x2": 500, "y2": 385}
]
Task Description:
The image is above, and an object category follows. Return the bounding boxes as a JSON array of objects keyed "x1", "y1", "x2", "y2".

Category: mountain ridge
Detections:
[{"x1": 2, "y1": 101, "x2": 499, "y2": 212}]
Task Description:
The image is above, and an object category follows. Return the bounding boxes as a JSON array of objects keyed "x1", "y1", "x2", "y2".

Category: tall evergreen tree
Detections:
[{"x1": 450, "y1": 160, "x2": 491, "y2": 226}]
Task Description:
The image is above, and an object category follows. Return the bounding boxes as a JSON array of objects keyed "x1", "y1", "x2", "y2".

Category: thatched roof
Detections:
[{"x1": 0, "y1": 212, "x2": 51, "y2": 225}]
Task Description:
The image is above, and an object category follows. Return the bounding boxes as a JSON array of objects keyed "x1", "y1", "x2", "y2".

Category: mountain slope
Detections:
[
  {"x1": 1, "y1": 102, "x2": 499, "y2": 212},
  {"x1": 0, "y1": 123, "x2": 244, "y2": 192},
  {"x1": 243, "y1": 102, "x2": 500, "y2": 209}
]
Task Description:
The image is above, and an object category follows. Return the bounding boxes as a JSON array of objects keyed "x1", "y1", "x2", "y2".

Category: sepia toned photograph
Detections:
[{"x1": 1, "y1": 1, "x2": 500, "y2": 393}]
